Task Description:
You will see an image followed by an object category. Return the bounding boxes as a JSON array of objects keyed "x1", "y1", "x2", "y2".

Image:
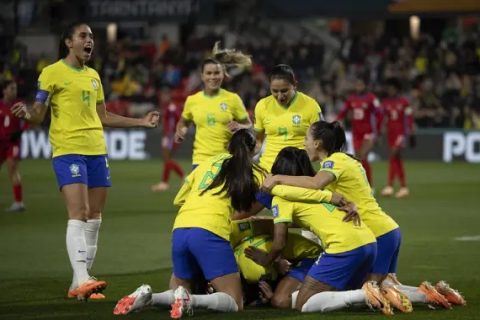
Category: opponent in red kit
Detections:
[
  {"x1": 379, "y1": 78, "x2": 416, "y2": 198},
  {"x1": 0, "y1": 80, "x2": 26, "y2": 212},
  {"x1": 151, "y1": 89, "x2": 185, "y2": 191},
  {"x1": 336, "y1": 78, "x2": 382, "y2": 191}
]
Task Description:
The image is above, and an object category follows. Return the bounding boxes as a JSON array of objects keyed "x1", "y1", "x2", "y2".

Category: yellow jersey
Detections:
[
  {"x1": 182, "y1": 90, "x2": 249, "y2": 165},
  {"x1": 272, "y1": 196, "x2": 376, "y2": 254},
  {"x1": 36, "y1": 60, "x2": 106, "y2": 158},
  {"x1": 173, "y1": 154, "x2": 264, "y2": 241},
  {"x1": 319, "y1": 152, "x2": 399, "y2": 237},
  {"x1": 254, "y1": 92, "x2": 322, "y2": 171},
  {"x1": 234, "y1": 232, "x2": 321, "y2": 283}
]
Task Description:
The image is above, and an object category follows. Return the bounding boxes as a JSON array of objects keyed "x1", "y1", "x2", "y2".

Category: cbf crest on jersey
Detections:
[
  {"x1": 292, "y1": 114, "x2": 301, "y2": 126},
  {"x1": 220, "y1": 102, "x2": 228, "y2": 111},
  {"x1": 91, "y1": 79, "x2": 98, "y2": 90},
  {"x1": 69, "y1": 164, "x2": 81, "y2": 177}
]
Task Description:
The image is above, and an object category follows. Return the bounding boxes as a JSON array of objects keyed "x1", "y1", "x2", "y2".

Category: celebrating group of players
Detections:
[{"x1": 3, "y1": 22, "x2": 466, "y2": 318}]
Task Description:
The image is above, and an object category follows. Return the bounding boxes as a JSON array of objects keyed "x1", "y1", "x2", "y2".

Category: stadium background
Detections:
[{"x1": 1, "y1": 1, "x2": 480, "y2": 319}]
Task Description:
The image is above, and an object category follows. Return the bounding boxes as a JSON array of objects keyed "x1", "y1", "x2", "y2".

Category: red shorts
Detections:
[
  {"x1": 388, "y1": 134, "x2": 405, "y2": 149},
  {"x1": 352, "y1": 132, "x2": 375, "y2": 151},
  {"x1": 0, "y1": 142, "x2": 21, "y2": 163},
  {"x1": 161, "y1": 136, "x2": 179, "y2": 151}
]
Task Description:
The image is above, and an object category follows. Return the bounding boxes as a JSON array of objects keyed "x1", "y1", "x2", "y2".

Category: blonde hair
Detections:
[{"x1": 202, "y1": 41, "x2": 252, "y2": 77}]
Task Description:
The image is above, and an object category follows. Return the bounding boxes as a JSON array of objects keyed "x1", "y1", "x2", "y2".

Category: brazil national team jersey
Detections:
[
  {"x1": 319, "y1": 152, "x2": 399, "y2": 237},
  {"x1": 182, "y1": 90, "x2": 249, "y2": 165},
  {"x1": 254, "y1": 92, "x2": 322, "y2": 171},
  {"x1": 272, "y1": 196, "x2": 376, "y2": 254},
  {"x1": 233, "y1": 231, "x2": 321, "y2": 283},
  {"x1": 35, "y1": 60, "x2": 106, "y2": 158},
  {"x1": 173, "y1": 154, "x2": 265, "y2": 241}
]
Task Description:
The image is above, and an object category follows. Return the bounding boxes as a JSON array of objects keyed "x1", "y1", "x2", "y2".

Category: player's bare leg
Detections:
[
  {"x1": 63, "y1": 184, "x2": 106, "y2": 301},
  {"x1": 295, "y1": 276, "x2": 393, "y2": 315},
  {"x1": 271, "y1": 276, "x2": 302, "y2": 309},
  {"x1": 394, "y1": 152, "x2": 408, "y2": 198},
  {"x1": 4, "y1": 157, "x2": 25, "y2": 212},
  {"x1": 356, "y1": 138, "x2": 375, "y2": 194}
]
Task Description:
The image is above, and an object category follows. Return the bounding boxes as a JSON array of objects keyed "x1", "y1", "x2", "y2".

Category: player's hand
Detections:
[
  {"x1": 409, "y1": 135, "x2": 417, "y2": 148},
  {"x1": 330, "y1": 192, "x2": 347, "y2": 206},
  {"x1": 273, "y1": 258, "x2": 292, "y2": 276},
  {"x1": 245, "y1": 246, "x2": 270, "y2": 267},
  {"x1": 11, "y1": 102, "x2": 30, "y2": 120},
  {"x1": 261, "y1": 174, "x2": 278, "y2": 193},
  {"x1": 227, "y1": 120, "x2": 242, "y2": 132},
  {"x1": 174, "y1": 126, "x2": 188, "y2": 143},
  {"x1": 258, "y1": 281, "x2": 274, "y2": 300},
  {"x1": 142, "y1": 111, "x2": 160, "y2": 128},
  {"x1": 338, "y1": 202, "x2": 361, "y2": 226}
]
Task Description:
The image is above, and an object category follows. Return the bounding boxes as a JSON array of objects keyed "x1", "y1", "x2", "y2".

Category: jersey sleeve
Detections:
[
  {"x1": 272, "y1": 197, "x2": 294, "y2": 224},
  {"x1": 173, "y1": 170, "x2": 195, "y2": 207},
  {"x1": 181, "y1": 96, "x2": 193, "y2": 121},
  {"x1": 271, "y1": 185, "x2": 333, "y2": 204},
  {"x1": 253, "y1": 100, "x2": 265, "y2": 132},
  {"x1": 319, "y1": 155, "x2": 346, "y2": 181},
  {"x1": 35, "y1": 69, "x2": 54, "y2": 106},
  {"x1": 232, "y1": 94, "x2": 249, "y2": 121},
  {"x1": 229, "y1": 220, "x2": 255, "y2": 247},
  {"x1": 310, "y1": 99, "x2": 323, "y2": 123}
]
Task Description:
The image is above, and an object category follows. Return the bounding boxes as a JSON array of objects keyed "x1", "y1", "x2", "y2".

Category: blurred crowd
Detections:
[{"x1": 1, "y1": 22, "x2": 480, "y2": 129}]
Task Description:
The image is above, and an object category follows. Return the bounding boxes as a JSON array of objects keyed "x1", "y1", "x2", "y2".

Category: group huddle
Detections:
[
  {"x1": 114, "y1": 123, "x2": 466, "y2": 318},
  {"x1": 16, "y1": 23, "x2": 464, "y2": 318}
]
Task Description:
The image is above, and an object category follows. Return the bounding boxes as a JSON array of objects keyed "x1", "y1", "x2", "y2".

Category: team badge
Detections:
[
  {"x1": 220, "y1": 102, "x2": 227, "y2": 111},
  {"x1": 272, "y1": 205, "x2": 279, "y2": 218},
  {"x1": 322, "y1": 161, "x2": 334, "y2": 169},
  {"x1": 69, "y1": 164, "x2": 81, "y2": 177},
  {"x1": 91, "y1": 79, "x2": 98, "y2": 90},
  {"x1": 292, "y1": 114, "x2": 301, "y2": 125}
]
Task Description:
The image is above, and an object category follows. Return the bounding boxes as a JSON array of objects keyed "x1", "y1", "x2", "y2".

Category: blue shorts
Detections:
[
  {"x1": 371, "y1": 228, "x2": 402, "y2": 274},
  {"x1": 192, "y1": 164, "x2": 198, "y2": 170},
  {"x1": 308, "y1": 243, "x2": 377, "y2": 290},
  {"x1": 52, "y1": 154, "x2": 111, "y2": 189},
  {"x1": 255, "y1": 192, "x2": 273, "y2": 209},
  {"x1": 286, "y1": 258, "x2": 316, "y2": 283},
  {"x1": 172, "y1": 227, "x2": 239, "y2": 281}
]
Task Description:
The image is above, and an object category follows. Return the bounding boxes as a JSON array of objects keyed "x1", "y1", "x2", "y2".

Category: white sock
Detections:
[
  {"x1": 301, "y1": 230, "x2": 320, "y2": 245},
  {"x1": 85, "y1": 219, "x2": 102, "y2": 270},
  {"x1": 66, "y1": 220, "x2": 90, "y2": 285},
  {"x1": 71, "y1": 219, "x2": 102, "y2": 289},
  {"x1": 301, "y1": 290, "x2": 365, "y2": 313},
  {"x1": 191, "y1": 292, "x2": 239, "y2": 312},
  {"x1": 291, "y1": 291, "x2": 299, "y2": 309},
  {"x1": 401, "y1": 291, "x2": 427, "y2": 303},
  {"x1": 151, "y1": 290, "x2": 175, "y2": 307},
  {"x1": 397, "y1": 285, "x2": 419, "y2": 292}
]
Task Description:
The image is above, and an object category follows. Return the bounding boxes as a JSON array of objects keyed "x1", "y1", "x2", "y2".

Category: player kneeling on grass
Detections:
[
  {"x1": 115, "y1": 129, "x2": 264, "y2": 317},
  {"x1": 231, "y1": 218, "x2": 322, "y2": 309},
  {"x1": 245, "y1": 147, "x2": 394, "y2": 315}
]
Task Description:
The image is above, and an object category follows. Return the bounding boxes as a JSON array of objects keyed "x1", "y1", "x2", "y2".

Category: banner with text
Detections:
[{"x1": 20, "y1": 129, "x2": 480, "y2": 163}]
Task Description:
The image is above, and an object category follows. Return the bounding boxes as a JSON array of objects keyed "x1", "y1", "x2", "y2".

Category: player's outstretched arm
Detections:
[
  {"x1": 11, "y1": 101, "x2": 47, "y2": 125},
  {"x1": 96, "y1": 102, "x2": 159, "y2": 128}
]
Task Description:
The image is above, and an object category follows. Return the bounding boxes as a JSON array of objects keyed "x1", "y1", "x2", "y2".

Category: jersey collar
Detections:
[
  {"x1": 61, "y1": 59, "x2": 85, "y2": 72},
  {"x1": 278, "y1": 91, "x2": 299, "y2": 109},
  {"x1": 202, "y1": 89, "x2": 222, "y2": 99}
]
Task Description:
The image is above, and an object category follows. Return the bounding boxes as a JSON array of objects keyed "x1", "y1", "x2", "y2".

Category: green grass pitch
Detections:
[{"x1": 1, "y1": 160, "x2": 480, "y2": 319}]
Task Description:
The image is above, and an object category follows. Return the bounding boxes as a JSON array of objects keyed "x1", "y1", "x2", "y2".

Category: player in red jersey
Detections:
[
  {"x1": 151, "y1": 89, "x2": 185, "y2": 191},
  {"x1": 379, "y1": 78, "x2": 416, "y2": 198},
  {"x1": 336, "y1": 78, "x2": 381, "y2": 192},
  {"x1": 0, "y1": 80, "x2": 26, "y2": 212}
]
